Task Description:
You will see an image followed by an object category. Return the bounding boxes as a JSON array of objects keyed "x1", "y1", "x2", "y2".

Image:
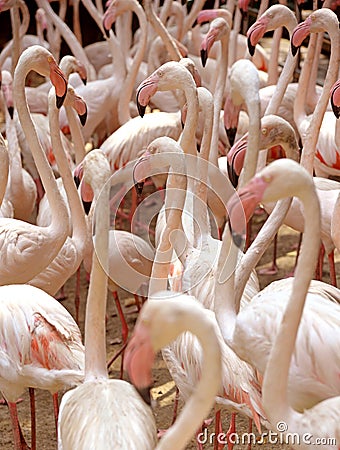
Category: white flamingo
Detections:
[
  {"x1": 229, "y1": 159, "x2": 340, "y2": 448},
  {"x1": 0, "y1": 45, "x2": 69, "y2": 285},
  {"x1": 0, "y1": 283, "x2": 84, "y2": 450},
  {"x1": 225, "y1": 159, "x2": 340, "y2": 414},
  {"x1": 58, "y1": 160, "x2": 158, "y2": 450},
  {"x1": 125, "y1": 292, "x2": 223, "y2": 450}
]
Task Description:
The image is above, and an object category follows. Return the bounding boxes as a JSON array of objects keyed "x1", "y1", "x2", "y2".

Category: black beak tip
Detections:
[
  {"x1": 82, "y1": 77, "x2": 87, "y2": 86},
  {"x1": 79, "y1": 110, "x2": 88, "y2": 127},
  {"x1": 137, "y1": 102, "x2": 146, "y2": 118},
  {"x1": 227, "y1": 161, "x2": 239, "y2": 189},
  {"x1": 192, "y1": 18, "x2": 198, "y2": 27},
  {"x1": 200, "y1": 49, "x2": 208, "y2": 68},
  {"x1": 73, "y1": 174, "x2": 81, "y2": 188},
  {"x1": 82, "y1": 200, "x2": 92, "y2": 215},
  {"x1": 247, "y1": 38, "x2": 256, "y2": 57},
  {"x1": 8, "y1": 106, "x2": 14, "y2": 120},
  {"x1": 226, "y1": 127, "x2": 237, "y2": 147},
  {"x1": 136, "y1": 386, "x2": 152, "y2": 406},
  {"x1": 291, "y1": 43, "x2": 298, "y2": 57},
  {"x1": 56, "y1": 92, "x2": 66, "y2": 109}
]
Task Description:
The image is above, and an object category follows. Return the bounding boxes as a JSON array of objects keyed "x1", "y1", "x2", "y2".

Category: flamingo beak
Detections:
[{"x1": 291, "y1": 18, "x2": 311, "y2": 57}]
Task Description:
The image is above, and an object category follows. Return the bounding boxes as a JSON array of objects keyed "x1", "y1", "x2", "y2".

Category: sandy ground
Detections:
[{"x1": 0, "y1": 204, "x2": 339, "y2": 450}]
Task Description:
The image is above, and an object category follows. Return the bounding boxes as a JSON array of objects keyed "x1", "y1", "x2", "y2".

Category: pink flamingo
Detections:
[
  {"x1": 0, "y1": 45, "x2": 69, "y2": 285},
  {"x1": 228, "y1": 159, "x2": 340, "y2": 446},
  {"x1": 0, "y1": 283, "x2": 84, "y2": 450},
  {"x1": 226, "y1": 159, "x2": 340, "y2": 414},
  {"x1": 58, "y1": 158, "x2": 157, "y2": 450}
]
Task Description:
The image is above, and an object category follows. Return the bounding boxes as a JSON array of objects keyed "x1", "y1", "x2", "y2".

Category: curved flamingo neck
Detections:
[
  {"x1": 156, "y1": 300, "x2": 222, "y2": 450},
  {"x1": 262, "y1": 180, "x2": 320, "y2": 425},
  {"x1": 13, "y1": 48, "x2": 69, "y2": 235},
  {"x1": 48, "y1": 90, "x2": 87, "y2": 252}
]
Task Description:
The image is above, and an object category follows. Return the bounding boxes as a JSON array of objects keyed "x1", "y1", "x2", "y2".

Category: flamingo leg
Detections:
[
  {"x1": 29, "y1": 388, "x2": 36, "y2": 450},
  {"x1": 214, "y1": 409, "x2": 224, "y2": 450},
  {"x1": 112, "y1": 291, "x2": 129, "y2": 379},
  {"x1": 74, "y1": 266, "x2": 81, "y2": 324},
  {"x1": 170, "y1": 386, "x2": 179, "y2": 425},
  {"x1": 52, "y1": 393, "x2": 59, "y2": 439},
  {"x1": 247, "y1": 418, "x2": 253, "y2": 450},
  {"x1": 8, "y1": 401, "x2": 30, "y2": 450},
  {"x1": 316, "y1": 244, "x2": 325, "y2": 281},
  {"x1": 226, "y1": 412, "x2": 237, "y2": 450}
]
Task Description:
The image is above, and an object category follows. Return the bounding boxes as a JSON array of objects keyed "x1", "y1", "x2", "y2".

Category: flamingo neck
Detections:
[
  {"x1": 13, "y1": 51, "x2": 69, "y2": 237},
  {"x1": 149, "y1": 153, "x2": 186, "y2": 296},
  {"x1": 0, "y1": 138, "x2": 9, "y2": 206},
  {"x1": 64, "y1": 105, "x2": 86, "y2": 164},
  {"x1": 262, "y1": 184, "x2": 320, "y2": 425},
  {"x1": 210, "y1": 31, "x2": 230, "y2": 167},
  {"x1": 84, "y1": 178, "x2": 110, "y2": 381},
  {"x1": 300, "y1": 16, "x2": 340, "y2": 175},
  {"x1": 118, "y1": 2, "x2": 147, "y2": 125},
  {"x1": 48, "y1": 94, "x2": 87, "y2": 255},
  {"x1": 157, "y1": 306, "x2": 222, "y2": 450}
]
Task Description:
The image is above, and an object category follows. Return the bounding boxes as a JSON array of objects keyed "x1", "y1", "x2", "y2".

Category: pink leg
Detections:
[
  {"x1": 247, "y1": 419, "x2": 253, "y2": 450},
  {"x1": 328, "y1": 250, "x2": 337, "y2": 287},
  {"x1": 316, "y1": 244, "x2": 325, "y2": 281},
  {"x1": 52, "y1": 393, "x2": 59, "y2": 440},
  {"x1": 74, "y1": 267, "x2": 81, "y2": 324},
  {"x1": 8, "y1": 401, "x2": 30, "y2": 450},
  {"x1": 171, "y1": 386, "x2": 179, "y2": 425},
  {"x1": 112, "y1": 291, "x2": 129, "y2": 379},
  {"x1": 214, "y1": 409, "x2": 224, "y2": 450},
  {"x1": 226, "y1": 413, "x2": 237, "y2": 450},
  {"x1": 29, "y1": 388, "x2": 36, "y2": 450}
]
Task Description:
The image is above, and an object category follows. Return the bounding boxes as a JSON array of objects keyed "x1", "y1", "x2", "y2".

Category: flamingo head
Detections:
[
  {"x1": 133, "y1": 150, "x2": 151, "y2": 196},
  {"x1": 291, "y1": 15, "x2": 313, "y2": 56},
  {"x1": 200, "y1": 18, "x2": 229, "y2": 67},
  {"x1": 247, "y1": 14, "x2": 270, "y2": 56},
  {"x1": 47, "y1": 56, "x2": 68, "y2": 108},
  {"x1": 65, "y1": 86, "x2": 88, "y2": 126},
  {"x1": 223, "y1": 94, "x2": 242, "y2": 147}
]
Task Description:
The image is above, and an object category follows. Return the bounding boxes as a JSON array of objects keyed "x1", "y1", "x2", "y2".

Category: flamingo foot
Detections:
[{"x1": 0, "y1": 397, "x2": 23, "y2": 406}]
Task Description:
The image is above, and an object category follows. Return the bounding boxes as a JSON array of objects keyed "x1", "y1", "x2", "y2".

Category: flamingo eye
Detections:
[
  {"x1": 267, "y1": 12, "x2": 273, "y2": 19},
  {"x1": 261, "y1": 128, "x2": 268, "y2": 135},
  {"x1": 158, "y1": 69, "x2": 163, "y2": 78},
  {"x1": 262, "y1": 175, "x2": 272, "y2": 183}
]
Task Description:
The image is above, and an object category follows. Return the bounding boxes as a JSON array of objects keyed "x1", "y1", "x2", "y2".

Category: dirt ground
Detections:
[{"x1": 0, "y1": 204, "x2": 339, "y2": 450}]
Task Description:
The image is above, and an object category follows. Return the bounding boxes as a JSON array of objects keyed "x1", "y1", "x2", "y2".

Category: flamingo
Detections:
[
  {"x1": 1, "y1": 70, "x2": 37, "y2": 222},
  {"x1": 73, "y1": 149, "x2": 155, "y2": 369},
  {"x1": 0, "y1": 283, "x2": 84, "y2": 450},
  {"x1": 228, "y1": 159, "x2": 340, "y2": 447},
  {"x1": 225, "y1": 159, "x2": 340, "y2": 414},
  {"x1": 27, "y1": 86, "x2": 88, "y2": 300},
  {"x1": 125, "y1": 292, "x2": 223, "y2": 450},
  {"x1": 133, "y1": 138, "x2": 265, "y2": 446},
  {"x1": 0, "y1": 45, "x2": 70, "y2": 285},
  {"x1": 291, "y1": 8, "x2": 339, "y2": 178},
  {"x1": 57, "y1": 160, "x2": 158, "y2": 450}
]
